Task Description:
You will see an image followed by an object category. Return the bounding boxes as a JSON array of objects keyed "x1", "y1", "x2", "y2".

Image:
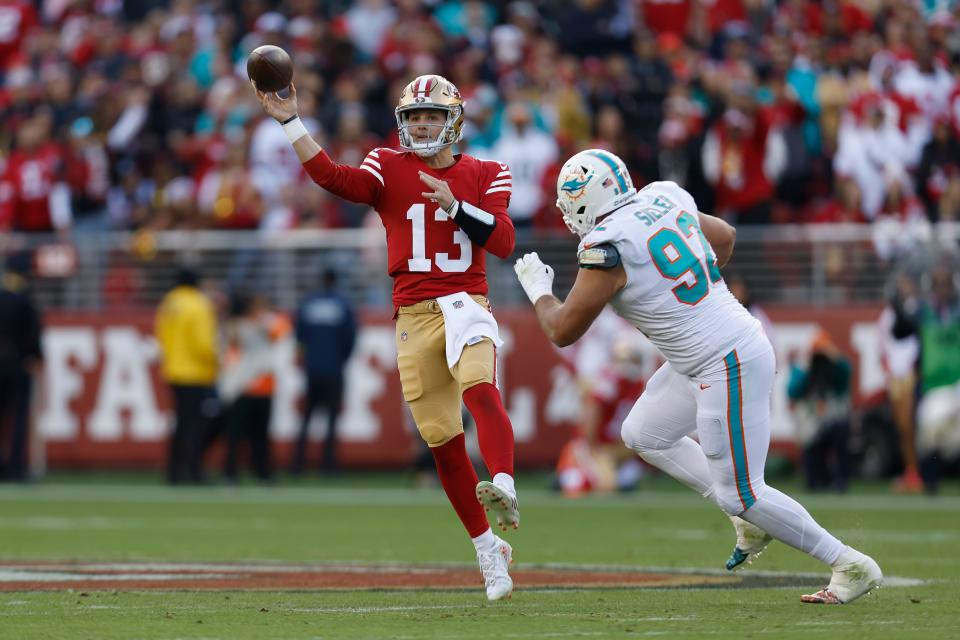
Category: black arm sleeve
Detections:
[
  {"x1": 449, "y1": 201, "x2": 495, "y2": 247},
  {"x1": 891, "y1": 300, "x2": 919, "y2": 339},
  {"x1": 577, "y1": 242, "x2": 621, "y2": 269}
]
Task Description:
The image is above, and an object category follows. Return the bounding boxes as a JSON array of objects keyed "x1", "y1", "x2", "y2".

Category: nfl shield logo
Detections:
[{"x1": 453, "y1": 300, "x2": 464, "y2": 309}]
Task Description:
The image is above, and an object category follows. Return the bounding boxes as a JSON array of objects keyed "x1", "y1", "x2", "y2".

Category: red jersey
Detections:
[
  {"x1": 303, "y1": 148, "x2": 515, "y2": 308},
  {"x1": 590, "y1": 369, "x2": 646, "y2": 445},
  {"x1": 0, "y1": 1, "x2": 37, "y2": 68},
  {"x1": 2, "y1": 142, "x2": 65, "y2": 232}
]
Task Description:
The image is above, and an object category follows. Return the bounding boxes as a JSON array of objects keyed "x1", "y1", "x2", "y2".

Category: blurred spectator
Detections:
[
  {"x1": 556, "y1": 0, "x2": 630, "y2": 58},
  {"x1": 870, "y1": 171, "x2": 931, "y2": 263},
  {"x1": 656, "y1": 84, "x2": 704, "y2": 188},
  {"x1": 0, "y1": 1, "x2": 38, "y2": 70},
  {"x1": 834, "y1": 93, "x2": 913, "y2": 221},
  {"x1": 701, "y1": 84, "x2": 785, "y2": 224},
  {"x1": 481, "y1": 101, "x2": 557, "y2": 232},
  {"x1": 219, "y1": 292, "x2": 291, "y2": 483},
  {"x1": 155, "y1": 268, "x2": 219, "y2": 485},
  {"x1": 578, "y1": 333, "x2": 648, "y2": 493},
  {"x1": 638, "y1": 0, "x2": 692, "y2": 37},
  {"x1": 787, "y1": 328, "x2": 852, "y2": 493},
  {"x1": 893, "y1": 260, "x2": 960, "y2": 494},
  {"x1": 291, "y1": 269, "x2": 357, "y2": 475},
  {"x1": 345, "y1": 0, "x2": 396, "y2": 60},
  {"x1": 878, "y1": 271, "x2": 922, "y2": 493},
  {"x1": 249, "y1": 89, "x2": 321, "y2": 205},
  {"x1": 893, "y1": 41, "x2": 954, "y2": 125},
  {"x1": 197, "y1": 139, "x2": 265, "y2": 229},
  {"x1": 0, "y1": 252, "x2": 42, "y2": 482},
  {"x1": 0, "y1": 114, "x2": 71, "y2": 232},
  {"x1": 915, "y1": 115, "x2": 960, "y2": 222},
  {"x1": 554, "y1": 310, "x2": 645, "y2": 497},
  {"x1": 64, "y1": 117, "x2": 109, "y2": 232},
  {"x1": 726, "y1": 272, "x2": 775, "y2": 345}
]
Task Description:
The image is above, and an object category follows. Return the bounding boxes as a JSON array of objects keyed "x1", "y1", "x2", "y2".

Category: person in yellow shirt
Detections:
[{"x1": 155, "y1": 268, "x2": 219, "y2": 484}]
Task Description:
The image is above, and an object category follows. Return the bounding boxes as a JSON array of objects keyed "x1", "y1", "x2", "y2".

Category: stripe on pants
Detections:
[{"x1": 724, "y1": 349, "x2": 756, "y2": 510}]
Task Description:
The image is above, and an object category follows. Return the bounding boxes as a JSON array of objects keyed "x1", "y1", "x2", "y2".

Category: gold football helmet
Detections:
[{"x1": 395, "y1": 74, "x2": 464, "y2": 156}]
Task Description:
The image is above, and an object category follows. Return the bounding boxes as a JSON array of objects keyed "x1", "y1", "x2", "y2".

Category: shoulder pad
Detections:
[{"x1": 578, "y1": 242, "x2": 621, "y2": 269}]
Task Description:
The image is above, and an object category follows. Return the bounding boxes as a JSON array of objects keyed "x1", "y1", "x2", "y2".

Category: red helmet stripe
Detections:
[{"x1": 412, "y1": 76, "x2": 437, "y2": 99}]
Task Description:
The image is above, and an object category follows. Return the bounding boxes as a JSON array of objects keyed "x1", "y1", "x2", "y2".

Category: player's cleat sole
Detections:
[
  {"x1": 725, "y1": 517, "x2": 773, "y2": 571},
  {"x1": 801, "y1": 549, "x2": 883, "y2": 604},
  {"x1": 476, "y1": 481, "x2": 520, "y2": 532}
]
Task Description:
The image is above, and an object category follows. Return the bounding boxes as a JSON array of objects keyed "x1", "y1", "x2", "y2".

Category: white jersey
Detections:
[{"x1": 577, "y1": 181, "x2": 762, "y2": 376}]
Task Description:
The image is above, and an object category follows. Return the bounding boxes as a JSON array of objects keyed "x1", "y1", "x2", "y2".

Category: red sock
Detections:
[
  {"x1": 463, "y1": 382, "x2": 515, "y2": 477},
  {"x1": 431, "y1": 433, "x2": 489, "y2": 538}
]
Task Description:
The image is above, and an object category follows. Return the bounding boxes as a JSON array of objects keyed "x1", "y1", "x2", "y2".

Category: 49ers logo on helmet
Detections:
[{"x1": 412, "y1": 76, "x2": 437, "y2": 101}]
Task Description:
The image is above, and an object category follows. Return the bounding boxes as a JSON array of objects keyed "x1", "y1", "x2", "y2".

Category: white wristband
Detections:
[
  {"x1": 525, "y1": 283, "x2": 554, "y2": 305},
  {"x1": 282, "y1": 116, "x2": 308, "y2": 144}
]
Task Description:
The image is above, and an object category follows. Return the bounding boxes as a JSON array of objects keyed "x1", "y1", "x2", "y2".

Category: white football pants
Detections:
[{"x1": 620, "y1": 332, "x2": 846, "y2": 566}]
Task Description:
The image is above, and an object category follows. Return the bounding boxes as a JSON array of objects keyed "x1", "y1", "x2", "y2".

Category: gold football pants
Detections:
[{"x1": 396, "y1": 295, "x2": 496, "y2": 447}]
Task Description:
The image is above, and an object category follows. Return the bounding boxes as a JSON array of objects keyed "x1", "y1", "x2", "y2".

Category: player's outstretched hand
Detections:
[
  {"x1": 514, "y1": 252, "x2": 555, "y2": 305},
  {"x1": 252, "y1": 81, "x2": 299, "y2": 123},
  {"x1": 419, "y1": 171, "x2": 455, "y2": 212}
]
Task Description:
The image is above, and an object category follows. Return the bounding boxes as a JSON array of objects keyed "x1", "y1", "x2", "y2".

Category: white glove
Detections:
[{"x1": 514, "y1": 252, "x2": 555, "y2": 305}]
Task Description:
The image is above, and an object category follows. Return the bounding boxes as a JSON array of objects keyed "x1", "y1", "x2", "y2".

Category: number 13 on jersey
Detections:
[
  {"x1": 406, "y1": 203, "x2": 472, "y2": 273},
  {"x1": 648, "y1": 211, "x2": 722, "y2": 305}
]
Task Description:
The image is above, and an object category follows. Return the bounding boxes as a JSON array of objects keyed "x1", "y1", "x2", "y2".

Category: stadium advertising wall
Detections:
[{"x1": 38, "y1": 307, "x2": 885, "y2": 470}]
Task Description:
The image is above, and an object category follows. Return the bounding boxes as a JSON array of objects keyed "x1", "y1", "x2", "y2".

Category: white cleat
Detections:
[
  {"x1": 477, "y1": 536, "x2": 513, "y2": 601},
  {"x1": 476, "y1": 480, "x2": 520, "y2": 532},
  {"x1": 801, "y1": 548, "x2": 883, "y2": 604},
  {"x1": 725, "y1": 516, "x2": 773, "y2": 571}
]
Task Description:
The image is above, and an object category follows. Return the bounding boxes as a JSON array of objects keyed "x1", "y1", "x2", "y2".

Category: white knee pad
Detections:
[{"x1": 620, "y1": 417, "x2": 663, "y2": 454}]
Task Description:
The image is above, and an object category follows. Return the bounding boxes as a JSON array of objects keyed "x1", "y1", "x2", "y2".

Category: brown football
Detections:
[{"x1": 246, "y1": 45, "x2": 293, "y2": 93}]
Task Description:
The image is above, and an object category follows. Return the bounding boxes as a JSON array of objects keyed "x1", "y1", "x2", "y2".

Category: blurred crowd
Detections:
[{"x1": 1, "y1": 0, "x2": 959, "y2": 250}]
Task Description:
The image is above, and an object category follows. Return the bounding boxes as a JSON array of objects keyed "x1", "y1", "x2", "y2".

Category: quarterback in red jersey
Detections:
[{"x1": 254, "y1": 74, "x2": 519, "y2": 600}]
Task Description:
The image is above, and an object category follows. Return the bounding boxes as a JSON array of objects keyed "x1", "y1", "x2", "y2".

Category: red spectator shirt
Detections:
[
  {"x1": 1, "y1": 142, "x2": 64, "y2": 232},
  {"x1": 303, "y1": 148, "x2": 515, "y2": 309},
  {"x1": 639, "y1": 0, "x2": 691, "y2": 36},
  {"x1": 0, "y1": 1, "x2": 37, "y2": 68}
]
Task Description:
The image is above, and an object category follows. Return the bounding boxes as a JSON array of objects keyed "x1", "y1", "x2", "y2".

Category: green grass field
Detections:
[{"x1": 0, "y1": 472, "x2": 957, "y2": 639}]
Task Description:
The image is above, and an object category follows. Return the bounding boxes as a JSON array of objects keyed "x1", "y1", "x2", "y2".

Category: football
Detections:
[{"x1": 246, "y1": 45, "x2": 293, "y2": 93}]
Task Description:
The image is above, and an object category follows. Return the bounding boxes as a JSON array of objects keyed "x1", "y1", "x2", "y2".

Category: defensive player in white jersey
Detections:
[{"x1": 514, "y1": 149, "x2": 883, "y2": 605}]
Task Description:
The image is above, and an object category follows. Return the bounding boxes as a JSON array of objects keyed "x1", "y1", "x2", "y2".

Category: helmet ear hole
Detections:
[{"x1": 576, "y1": 206, "x2": 586, "y2": 215}]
